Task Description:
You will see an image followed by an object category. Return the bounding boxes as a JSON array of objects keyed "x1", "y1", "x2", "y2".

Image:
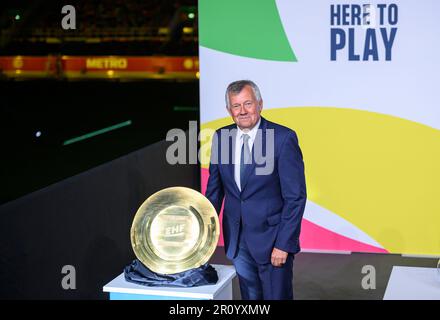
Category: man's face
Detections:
[{"x1": 227, "y1": 85, "x2": 262, "y2": 131}]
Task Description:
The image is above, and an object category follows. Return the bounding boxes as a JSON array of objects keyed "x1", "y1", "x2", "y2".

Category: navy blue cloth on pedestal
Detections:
[{"x1": 124, "y1": 259, "x2": 218, "y2": 287}]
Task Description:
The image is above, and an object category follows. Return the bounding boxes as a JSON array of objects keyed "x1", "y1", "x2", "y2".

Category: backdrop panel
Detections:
[{"x1": 199, "y1": 0, "x2": 440, "y2": 255}]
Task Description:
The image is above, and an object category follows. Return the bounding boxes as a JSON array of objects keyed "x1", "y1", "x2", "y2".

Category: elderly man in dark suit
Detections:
[{"x1": 206, "y1": 80, "x2": 307, "y2": 300}]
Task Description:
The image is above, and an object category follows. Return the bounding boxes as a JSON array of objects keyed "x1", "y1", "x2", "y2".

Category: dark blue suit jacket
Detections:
[{"x1": 206, "y1": 117, "x2": 307, "y2": 264}]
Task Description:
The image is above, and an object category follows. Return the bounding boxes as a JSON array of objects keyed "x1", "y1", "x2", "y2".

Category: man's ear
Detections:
[
  {"x1": 258, "y1": 100, "x2": 263, "y2": 111},
  {"x1": 226, "y1": 105, "x2": 232, "y2": 117}
]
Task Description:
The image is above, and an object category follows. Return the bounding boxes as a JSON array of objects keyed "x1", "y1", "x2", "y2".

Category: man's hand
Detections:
[{"x1": 271, "y1": 247, "x2": 288, "y2": 267}]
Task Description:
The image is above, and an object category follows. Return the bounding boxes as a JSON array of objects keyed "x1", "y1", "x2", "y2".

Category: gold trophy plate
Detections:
[{"x1": 130, "y1": 187, "x2": 219, "y2": 274}]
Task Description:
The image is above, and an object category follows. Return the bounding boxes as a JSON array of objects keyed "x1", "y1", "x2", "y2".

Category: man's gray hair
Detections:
[{"x1": 225, "y1": 80, "x2": 262, "y2": 109}]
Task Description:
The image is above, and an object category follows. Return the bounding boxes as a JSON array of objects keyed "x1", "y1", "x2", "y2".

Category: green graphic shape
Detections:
[{"x1": 199, "y1": 0, "x2": 297, "y2": 61}]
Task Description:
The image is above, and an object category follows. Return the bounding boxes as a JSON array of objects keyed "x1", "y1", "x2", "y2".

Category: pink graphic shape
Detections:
[{"x1": 201, "y1": 168, "x2": 387, "y2": 253}]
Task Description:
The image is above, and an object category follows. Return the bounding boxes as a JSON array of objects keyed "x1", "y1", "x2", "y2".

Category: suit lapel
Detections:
[{"x1": 226, "y1": 127, "x2": 240, "y2": 195}]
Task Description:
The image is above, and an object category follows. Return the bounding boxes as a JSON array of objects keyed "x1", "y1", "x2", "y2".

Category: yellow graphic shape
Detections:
[{"x1": 201, "y1": 107, "x2": 440, "y2": 255}]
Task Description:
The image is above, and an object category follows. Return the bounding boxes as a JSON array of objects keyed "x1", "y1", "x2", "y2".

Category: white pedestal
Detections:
[
  {"x1": 103, "y1": 264, "x2": 236, "y2": 300},
  {"x1": 384, "y1": 266, "x2": 440, "y2": 300}
]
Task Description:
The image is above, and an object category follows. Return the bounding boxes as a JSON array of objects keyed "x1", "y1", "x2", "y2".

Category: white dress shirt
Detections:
[{"x1": 234, "y1": 118, "x2": 261, "y2": 191}]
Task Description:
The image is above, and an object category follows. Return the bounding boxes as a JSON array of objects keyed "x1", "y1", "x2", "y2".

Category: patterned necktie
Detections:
[{"x1": 240, "y1": 134, "x2": 251, "y2": 189}]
